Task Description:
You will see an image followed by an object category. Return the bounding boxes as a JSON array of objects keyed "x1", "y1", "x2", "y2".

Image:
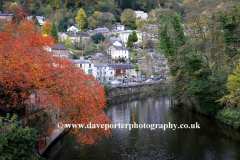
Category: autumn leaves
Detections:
[{"x1": 0, "y1": 18, "x2": 111, "y2": 145}]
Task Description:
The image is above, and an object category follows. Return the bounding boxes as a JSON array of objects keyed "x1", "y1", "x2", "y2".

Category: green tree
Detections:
[
  {"x1": 121, "y1": 9, "x2": 136, "y2": 26},
  {"x1": 65, "y1": 35, "x2": 71, "y2": 48},
  {"x1": 0, "y1": 114, "x2": 40, "y2": 159},
  {"x1": 50, "y1": 22, "x2": 58, "y2": 43},
  {"x1": 127, "y1": 34, "x2": 133, "y2": 48},
  {"x1": 75, "y1": 8, "x2": 87, "y2": 29},
  {"x1": 87, "y1": 16, "x2": 98, "y2": 30},
  {"x1": 131, "y1": 30, "x2": 138, "y2": 43},
  {"x1": 44, "y1": 5, "x2": 54, "y2": 17}
]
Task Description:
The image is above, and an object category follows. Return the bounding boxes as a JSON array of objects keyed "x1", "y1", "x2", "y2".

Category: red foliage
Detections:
[{"x1": 0, "y1": 19, "x2": 111, "y2": 145}]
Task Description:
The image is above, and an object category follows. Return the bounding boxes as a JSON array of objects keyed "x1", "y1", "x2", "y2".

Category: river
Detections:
[{"x1": 43, "y1": 95, "x2": 240, "y2": 159}]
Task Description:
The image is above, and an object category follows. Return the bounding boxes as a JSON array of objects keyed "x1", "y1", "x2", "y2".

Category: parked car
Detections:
[
  {"x1": 143, "y1": 79, "x2": 155, "y2": 83},
  {"x1": 110, "y1": 80, "x2": 123, "y2": 85},
  {"x1": 157, "y1": 76, "x2": 166, "y2": 80},
  {"x1": 138, "y1": 78, "x2": 146, "y2": 82}
]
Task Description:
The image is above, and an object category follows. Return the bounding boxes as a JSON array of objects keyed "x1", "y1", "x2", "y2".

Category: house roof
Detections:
[
  {"x1": 113, "y1": 46, "x2": 128, "y2": 51},
  {"x1": 62, "y1": 32, "x2": 89, "y2": 38},
  {"x1": 94, "y1": 63, "x2": 108, "y2": 67},
  {"x1": 52, "y1": 44, "x2": 68, "y2": 50},
  {"x1": 108, "y1": 63, "x2": 135, "y2": 69},
  {"x1": 94, "y1": 28, "x2": 109, "y2": 31},
  {"x1": 91, "y1": 56, "x2": 101, "y2": 60},
  {"x1": 121, "y1": 30, "x2": 141, "y2": 33},
  {"x1": 94, "y1": 53, "x2": 105, "y2": 57},
  {"x1": 73, "y1": 60, "x2": 92, "y2": 64},
  {"x1": 110, "y1": 37, "x2": 122, "y2": 42}
]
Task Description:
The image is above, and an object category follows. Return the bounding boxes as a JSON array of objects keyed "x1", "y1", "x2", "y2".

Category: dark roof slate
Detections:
[
  {"x1": 108, "y1": 63, "x2": 135, "y2": 69},
  {"x1": 52, "y1": 44, "x2": 68, "y2": 50},
  {"x1": 113, "y1": 46, "x2": 128, "y2": 51}
]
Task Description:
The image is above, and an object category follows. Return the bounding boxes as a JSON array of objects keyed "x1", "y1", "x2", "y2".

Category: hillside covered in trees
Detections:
[{"x1": 2, "y1": 0, "x2": 240, "y2": 127}]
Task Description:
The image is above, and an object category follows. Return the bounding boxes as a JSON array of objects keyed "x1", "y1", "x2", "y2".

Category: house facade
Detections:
[
  {"x1": 73, "y1": 59, "x2": 94, "y2": 76},
  {"x1": 59, "y1": 32, "x2": 90, "y2": 43},
  {"x1": 108, "y1": 41, "x2": 129, "y2": 60},
  {"x1": 134, "y1": 11, "x2": 148, "y2": 19},
  {"x1": 117, "y1": 24, "x2": 124, "y2": 30},
  {"x1": 93, "y1": 63, "x2": 114, "y2": 82},
  {"x1": 138, "y1": 52, "x2": 169, "y2": 78},
  {"x1": 93, "y1": 28, "x2": 109, "y2": 35},
  {"x1": 119, "y1": 30, "x2": 142, "y2": 45},
  {"x1": 108, "y1": 63, "x2": 139, "y2": 79},
  {"x1": 0, "y1": 11, "x2": 12, "y2": 22},
  {"x1": 50, "y1": 44, "x2": 69, "y2": 59}
]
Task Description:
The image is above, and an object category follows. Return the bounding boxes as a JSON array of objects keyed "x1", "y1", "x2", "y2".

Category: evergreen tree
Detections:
[
  {"x1": 75, "y1": 8, "x2": 87, "y2": 29},
  {"x1": 127, "y1": 34, "x2": 133, "y2": 48},
  {"x1": 50, "y1": 22, "x2": 58, "y2": 43},
  {"x1": 171, "y1": 13, "x2": 186, "y2": 54},
  {"x1": 132, "y1": 30, "x2": 138, "y2": 43}
]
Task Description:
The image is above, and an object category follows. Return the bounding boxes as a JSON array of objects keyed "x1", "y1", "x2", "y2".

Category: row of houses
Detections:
[{"x1": 48, "y1": 44, "x2": 140, "y2": 81}]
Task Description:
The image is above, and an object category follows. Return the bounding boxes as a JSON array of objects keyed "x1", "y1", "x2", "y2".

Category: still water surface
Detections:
[{"x1": 44, "y1": 95, "x2": 240, "y2": 160}]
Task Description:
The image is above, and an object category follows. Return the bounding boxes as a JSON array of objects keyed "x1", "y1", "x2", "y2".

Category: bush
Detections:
[
  {"x1": 217, "y1": 108, "x2": 240, "y2": 128},
  {"x1": 103, "y1": 83, "x2": 110, "y2": 96}
]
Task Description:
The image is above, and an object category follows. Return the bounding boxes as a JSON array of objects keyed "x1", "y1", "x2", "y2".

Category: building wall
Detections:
[
  {"x1": 75, "y1": 63, "x2": 94, "y2": 76},
  {"x1": 109, "y1": 47, "x2": 129, "y2": 59},
  {"x1": 138, "y1": 58, "x2": 168, "y2": 77},
  {"x1": 52, "y1": 49, "x2": 68, "y2": 58},
  {"x1": 120, "y1": 32, "x2": 142, "y2": 44},
  {"x1": 93, "y1": 66, "x2": 114, "y2": 82}
]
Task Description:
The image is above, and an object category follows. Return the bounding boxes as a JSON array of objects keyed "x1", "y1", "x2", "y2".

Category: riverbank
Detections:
[
  {"x1": 215, "y1": 108, "x2": 240, "y2": 129},
  {"x1": 106, "y1": 81, "x2": 166, "y2": 98},
  {"x1": 39, "y1": 128, "x2": 69, "y2": 156},
  {"x1": 175, "y1": 103, "x2": 240, "y2": 130}
]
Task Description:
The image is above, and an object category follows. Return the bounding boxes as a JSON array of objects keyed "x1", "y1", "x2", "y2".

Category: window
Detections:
[
  {"x1": 111, "y1": 72, "x2": 112, "y2": 75},
  {"x1": 80, "y1": 64, "x2": 82, "y2": 68},
  {"x1": 89, "y1": 64, "x2": 91, "y2": 68},
  {"x1": 88, "y1": 69, "x2": 92, "y2": 75},
  {"x1": 104, "y1": 72, "x2": 106, "y2": 75},
  {"x1": 97, "y1": 72, "x2": 99, "y2": 75}
]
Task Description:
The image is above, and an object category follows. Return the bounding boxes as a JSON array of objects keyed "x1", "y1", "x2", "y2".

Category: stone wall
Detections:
[{"x1": 108, "y1": 83, "x2": 158, "y2": 97}]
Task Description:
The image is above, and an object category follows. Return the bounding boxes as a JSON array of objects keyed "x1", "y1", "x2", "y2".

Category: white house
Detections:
[
  {"x1": 26, "y1": 16, "x2": 46, "y2": 25},
  {"x1": 134, "y1": 11, "x2": 148, "y2": 19},
  {"x1": 119, "y1": 30, "x2": 143, "y2": 45},
  {"x1": 117, "y1": 24, "x2": 124, "y2": 30},
  {"x1": 67, "y1": 26, "x2": 80, "y2": 32},
  {"x1": 108, "y1": 40, "x2": 129, "y2": 60},
  {"x1": 73, "y1": 59, "x2": 94, "y2": 76},
  {"x1": 93, "y1": 63, "x2": 114, "y2": 82}
]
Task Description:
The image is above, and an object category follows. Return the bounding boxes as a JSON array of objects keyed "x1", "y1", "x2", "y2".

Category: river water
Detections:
[{"x1": 44, "y1": 95, "x2": 240, "y2": 160}]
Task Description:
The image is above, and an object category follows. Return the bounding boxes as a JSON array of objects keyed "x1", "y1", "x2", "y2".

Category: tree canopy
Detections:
[
  {"x1": 0, "y1": 18, "x2": 111, "y2": 145},
  {"x1": 75, "y1": 8, "x2": 87, "y2": 29},
  {"x1": 121, "y1": 9, "x2": 136, "y2": 26},
  {"x1": 50, "y1": 21, "x2": 58, "y2": 43}
]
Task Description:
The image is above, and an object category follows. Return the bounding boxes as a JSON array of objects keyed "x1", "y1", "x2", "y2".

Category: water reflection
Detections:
[{"x1": 44, "y1": 96, "x2": 240, "y2": 160}]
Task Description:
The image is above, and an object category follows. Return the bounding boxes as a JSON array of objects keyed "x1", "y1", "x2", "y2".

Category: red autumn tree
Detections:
[{"x1": 0, "y1": 17, "x2": 111, "y2": 145}]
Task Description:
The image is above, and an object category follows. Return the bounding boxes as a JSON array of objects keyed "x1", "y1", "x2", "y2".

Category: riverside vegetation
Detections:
[{"x1": 159, "y1": 2, "x2": 240, "y2": 129}]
